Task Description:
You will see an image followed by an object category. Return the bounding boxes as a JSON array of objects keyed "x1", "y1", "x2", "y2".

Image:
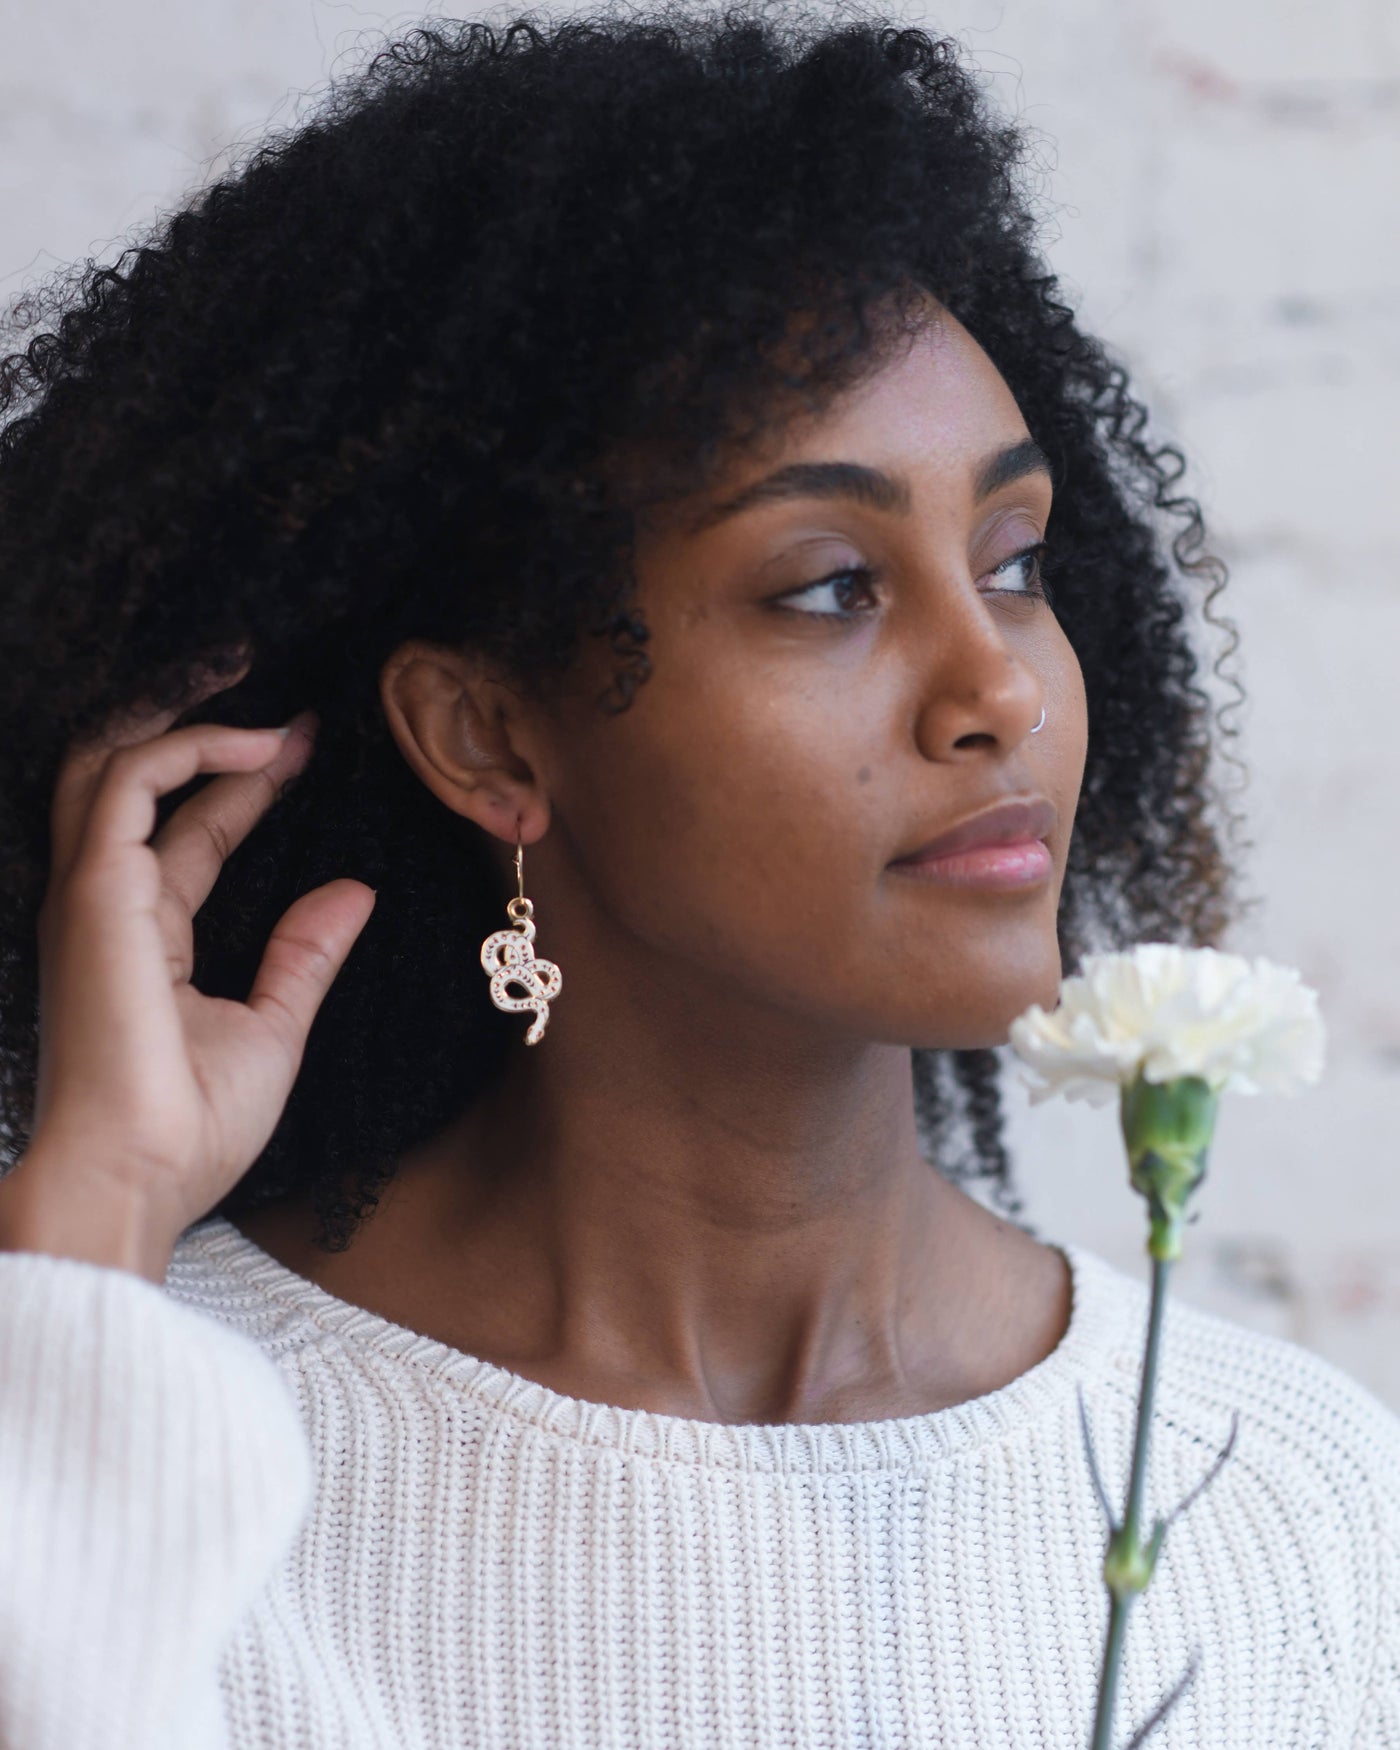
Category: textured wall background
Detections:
[{"x1": 3, "y1": 2, "x2": 1398, "y2": 1397}]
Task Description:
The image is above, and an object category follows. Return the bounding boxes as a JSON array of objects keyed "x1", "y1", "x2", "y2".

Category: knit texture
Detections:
[{"x1": 2, "y1": 1213, "x2": 1399, "y2": 1748}]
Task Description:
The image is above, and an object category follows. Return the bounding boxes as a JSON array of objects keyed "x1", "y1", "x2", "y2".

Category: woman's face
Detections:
[{"x1": 528, "y1": 306, "x2": 1088, "y2": 1051}]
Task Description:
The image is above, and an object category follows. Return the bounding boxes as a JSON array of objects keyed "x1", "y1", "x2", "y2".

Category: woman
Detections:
[{"x1": 0, "y1": 7, "x2": 1395, "y2": 1746}]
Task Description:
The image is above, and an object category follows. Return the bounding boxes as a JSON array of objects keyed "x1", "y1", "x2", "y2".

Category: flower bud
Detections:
[{"x1": 1120, "y1": 1072, "x2": 1218, "y2": 1260}]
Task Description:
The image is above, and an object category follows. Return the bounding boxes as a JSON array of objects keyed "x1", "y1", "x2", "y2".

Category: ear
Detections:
[{"x1": 379, "y1": 640, "x2": 550, "y2": 845}]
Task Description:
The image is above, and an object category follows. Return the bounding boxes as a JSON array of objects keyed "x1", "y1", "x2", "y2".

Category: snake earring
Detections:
[{"x1": 478, "y1": 822, "x2": 563, "y2": 1046}]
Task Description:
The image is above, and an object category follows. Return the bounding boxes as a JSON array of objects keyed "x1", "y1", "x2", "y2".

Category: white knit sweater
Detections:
[{"x1": 2, "y1": 1214, "x2": 1399, "y2": 1749}]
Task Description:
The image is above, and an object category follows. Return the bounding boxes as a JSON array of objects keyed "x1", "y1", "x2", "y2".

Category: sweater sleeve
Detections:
[
  {"x1": 1353, "y1": 1462, "x2": 1400, "y2": 1747},
  {"x1": 0, "y1": 1248, "x2": 313, "y2": 1750}
]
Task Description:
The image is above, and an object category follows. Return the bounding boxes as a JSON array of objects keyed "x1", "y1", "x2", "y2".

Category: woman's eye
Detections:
[
  {"x1": 775, "y1": 566, "x2": 880, "y2": 619},
  {"x1": 773, "y1": 546, "x2": 1051, "y2": 620},
  {"x1": 985, "y1": 542, "x2": 1052, "y2": 601}
]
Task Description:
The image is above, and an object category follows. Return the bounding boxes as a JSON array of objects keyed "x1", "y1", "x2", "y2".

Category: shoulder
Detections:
[
  {"x1": 1066, "y1": 1242, "x2": 1400, "y2": 1596},
  {"x1": 1071, "y1": 1242, "x2": 1400, "y2": 1733},
  {"x1": 1171, "y1": 1292, "x2": 1400, "y2": 1737},
  {"x1": 1164, "y1": 1270, "x2": 1400, "y2": 1507},
  {"x1": 1068, "y1": 1240, "x2": 1400, "y2": 1500},
  {"x1": 1071, "y1": 1241, "x2": 1400, "y2": 1727},
  {"x1": 164, "y1": 1214, "x2": 326, "y2": 1359}
]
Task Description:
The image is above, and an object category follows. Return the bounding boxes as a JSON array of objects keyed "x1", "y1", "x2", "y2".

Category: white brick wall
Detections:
[{"x1": 3, "y1": 1, "x2": 1398, "y2": 1400}]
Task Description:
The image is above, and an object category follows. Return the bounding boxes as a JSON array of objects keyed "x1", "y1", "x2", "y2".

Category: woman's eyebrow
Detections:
[
  {"x1": 686, "y1": 438, "x2": 1052, "y2": 532},
  {"x1": 974, "y1": 437, "x2": 1052, "y2": 501}
]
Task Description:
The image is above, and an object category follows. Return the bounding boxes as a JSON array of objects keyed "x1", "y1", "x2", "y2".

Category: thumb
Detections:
[{"x1": 245, "y1": 879, "x2": 377, "y2": 1063}]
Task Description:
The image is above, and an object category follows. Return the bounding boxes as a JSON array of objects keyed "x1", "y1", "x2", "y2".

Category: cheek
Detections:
[
  {"x1": 545, "y1": 614, "x2": 1087, "y2": 1043},
  {"x1": 561, "y1": 671, "x2": 888, "y2": 982}
]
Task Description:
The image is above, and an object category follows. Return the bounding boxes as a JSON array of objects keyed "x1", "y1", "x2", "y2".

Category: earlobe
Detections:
[{"x1": 378, "y1": 639, "x2": 549, "y2": 844}]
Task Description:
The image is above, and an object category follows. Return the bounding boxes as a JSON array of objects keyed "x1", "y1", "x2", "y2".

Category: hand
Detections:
[{"x1": 0, "y1": 659, "x2": 377, "y2": 1282}]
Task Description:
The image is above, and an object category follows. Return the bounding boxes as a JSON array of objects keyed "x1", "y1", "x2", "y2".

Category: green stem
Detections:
[
  {"x1": 1089, "y1": 1252, "x2": 1172, "y2": 1750},
  {"x1": 1124, "y1": 1253, "x2": 1170, "y2": 1544},
  {"x1": 1091, "y1": 1594, "x2": 1132, "y2": 1750}
]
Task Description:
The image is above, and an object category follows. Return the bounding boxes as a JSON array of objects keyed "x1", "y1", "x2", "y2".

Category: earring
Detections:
[{"x1": 478, "y1": 822, "x2": 562, "y2": 1045}]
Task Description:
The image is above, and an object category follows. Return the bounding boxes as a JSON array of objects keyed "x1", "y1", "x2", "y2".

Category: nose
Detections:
[{"x1": 909, "y1": 588, "x2": 1045, "y2": 762}]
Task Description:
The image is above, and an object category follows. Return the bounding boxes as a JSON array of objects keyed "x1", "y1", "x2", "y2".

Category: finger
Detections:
[
  {"x1": 49, "y1": 654, "x2": 254, "y2": 883},
  {"x1": 64, "y1": 724, "x2": 291, "y2": 894},
  {"x1": 244, "y1": 880, "x2": 378, "y2": 1067},
  {"x1": 151, "y1": 710, "x2": 319, "y2": 920}
]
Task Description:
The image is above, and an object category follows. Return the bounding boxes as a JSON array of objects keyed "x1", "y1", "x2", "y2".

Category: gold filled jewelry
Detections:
[{"x1": 478, "y1": 821, "x2": 562, "y2": 1045}]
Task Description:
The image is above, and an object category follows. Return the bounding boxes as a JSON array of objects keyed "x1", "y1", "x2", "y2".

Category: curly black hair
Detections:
[{"x1": 0, "y1": 1, "x2": 1250, "y2": 1252}]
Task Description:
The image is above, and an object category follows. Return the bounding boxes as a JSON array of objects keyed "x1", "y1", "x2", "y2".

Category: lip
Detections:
[{"x1": 890, "y1": 796, "x2": 1057, "y2": 865}]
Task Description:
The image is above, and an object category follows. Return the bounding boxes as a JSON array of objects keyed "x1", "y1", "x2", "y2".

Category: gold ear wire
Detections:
[{"x1": 479, "y1": 820, "x2": 562, "y2": 1045}]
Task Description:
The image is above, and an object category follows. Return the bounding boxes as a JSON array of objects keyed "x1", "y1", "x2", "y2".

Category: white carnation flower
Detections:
[{"x1": 1008, "y1": 943, "x2": 1326, "y2": 1107}]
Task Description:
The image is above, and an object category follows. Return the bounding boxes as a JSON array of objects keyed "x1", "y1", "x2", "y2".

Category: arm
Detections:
[{"x1": 0, "y1": 1244, "x2": 313, "y2": 1750}]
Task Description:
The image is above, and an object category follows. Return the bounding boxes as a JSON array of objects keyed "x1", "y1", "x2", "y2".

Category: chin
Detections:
[{"x1": 888, "y1": 953, "x2": 1064, "y2": 1053}]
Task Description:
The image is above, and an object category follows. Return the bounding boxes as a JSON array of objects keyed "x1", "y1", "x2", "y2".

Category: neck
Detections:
[
  {"x1": 235, "y1": 962, "x2": 1069, "y2": 1425},
  {"x1": 436, "y1": 1025, "x2": 943, "y2": 1419}
]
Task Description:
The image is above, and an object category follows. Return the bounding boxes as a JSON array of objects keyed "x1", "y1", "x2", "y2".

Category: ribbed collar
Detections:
[{"x1": 171, "y1": 1216, "x2": 1138, "y2": 1474}]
